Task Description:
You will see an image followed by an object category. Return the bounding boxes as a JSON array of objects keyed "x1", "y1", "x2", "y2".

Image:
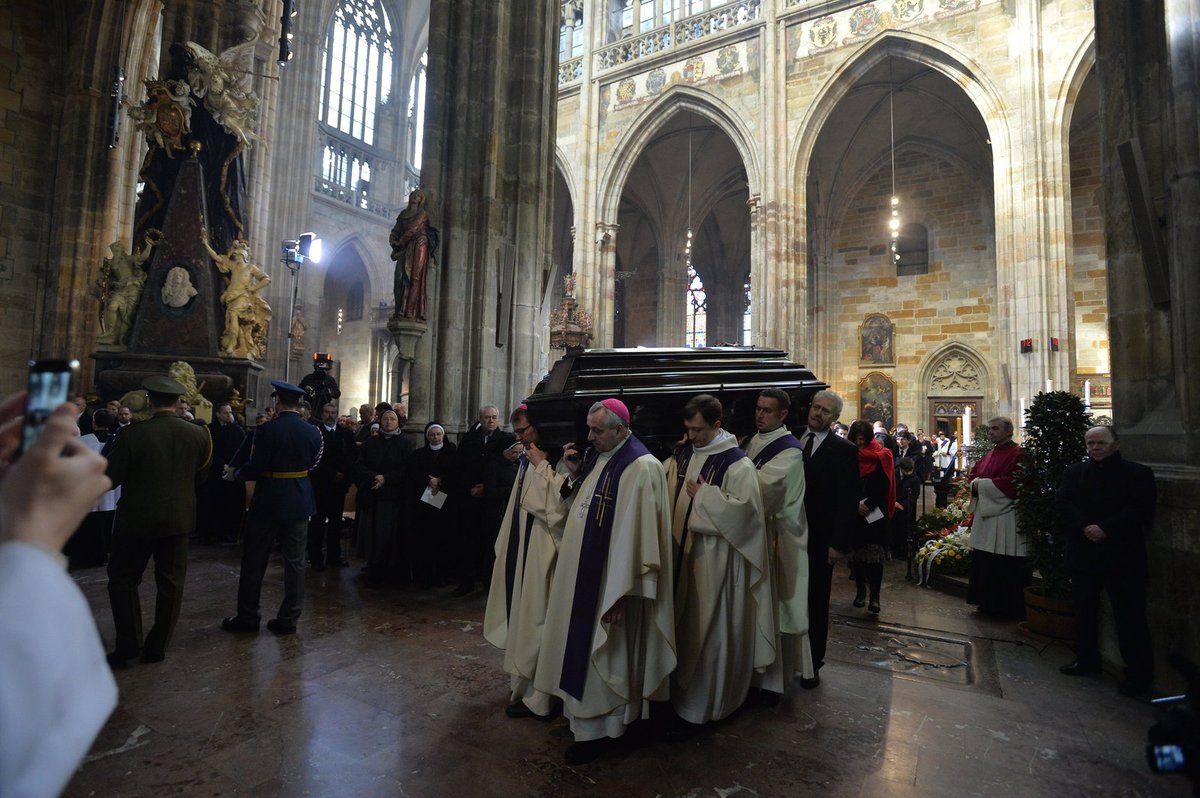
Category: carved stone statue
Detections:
[
  {"x1": 168, "y1": 361, "x2": 214, "y2": 423},
  {"x1": 290, "y1": 302, "x2": 308, "y2": 355},
  {"x1": 202, "y1": 234, "x2": 272, "y2": 360},
  {"x1": 95, "y1": 234, "x2": 156, "y2": 347},
  {"x1": 161, "y1": 266, "x2": 198, "y2": 308},
  {"x1": 390, "y1": 188, "x2": 440, "y2": 320}
]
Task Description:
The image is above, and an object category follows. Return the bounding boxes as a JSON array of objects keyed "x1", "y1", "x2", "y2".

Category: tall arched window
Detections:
[
  {"x1": 405, "y1": 50, "x2": 427, "y2": 196},
  {"x1": 685, "y1": 262, "x2": 707, "y2": 348},
  {"x1": 895, "y1": 222, "x2": 930, "y2": 276},
  {"x1": 742, "y1": 278, "x2": 751, "y2": 346},
  {"x1": 560, "y1": 1, "x2": 585, "y2": 60},
  {"x1": 318, "y1": 0, "x2": 394, "y2": 207}
]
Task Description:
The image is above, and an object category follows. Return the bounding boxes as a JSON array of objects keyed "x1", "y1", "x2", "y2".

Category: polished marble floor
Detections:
[{"x1": 63, "y1": 545, "x2": 1187, "y2": 797}]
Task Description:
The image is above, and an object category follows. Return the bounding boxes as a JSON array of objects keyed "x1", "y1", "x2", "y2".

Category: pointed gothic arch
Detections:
[{"x1": 598, "y1": 85, "x2": 761, "y2": 223}]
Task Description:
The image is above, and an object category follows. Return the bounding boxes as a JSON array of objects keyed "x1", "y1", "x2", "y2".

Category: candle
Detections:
[
  {"x1": 964, "y1": 406, "x2": 972, "y2": 446},
  {"x1": 1019, "y1": 397, "x2": 1026, "y2": 426},
  {"x1": 1083, "y1": 379, "x2": 1091, "y2": 407},
  {"x1": 1045, "y1": 379, "x2": 1053, "y2": 393}
]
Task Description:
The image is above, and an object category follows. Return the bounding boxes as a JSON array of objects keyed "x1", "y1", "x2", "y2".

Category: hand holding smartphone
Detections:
[{"x1": 21, "y1": 360, "x2": 79, "y2": 454}]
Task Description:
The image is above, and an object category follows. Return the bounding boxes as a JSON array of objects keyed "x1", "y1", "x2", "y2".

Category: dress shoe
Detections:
[
  {"x1": 868, "y1": 598, "x2": 880, "y2": 615},
  {"x1": 756, "y1": 688, "x2": 781, "y2": 707},
  {"x1": 106, "y1": 651, "x2": 138, "y2": 670},
  {"x1": 852, "y1": 586, "x2": 867, "y2": 608},
  {"x1": 799, "y1": 675, "x2": 821, "y2": 690},
  {"x1": 220, "y1": 616, "x2": 260, "y2": 634},
  {"x1": 140, "y1": 650, "x2": 165, "y2": 664},
  {"x1": 506, "y1": 701, "x2": 536, "y2": 719},
  {"x1": 564, "y1": 737, "x2": 617, "y2": 765},
  {"x1": 1059, "y1": 659, "x2": 1101, "y2": 676},
  {"x1": 266, "y1": 618, "x2": 297, "y2": 635}
]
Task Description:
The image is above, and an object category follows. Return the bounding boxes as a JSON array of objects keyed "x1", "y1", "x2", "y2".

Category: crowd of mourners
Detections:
[{"x1": 0, "y1": 376, "x2": 1157, "y2": 793}]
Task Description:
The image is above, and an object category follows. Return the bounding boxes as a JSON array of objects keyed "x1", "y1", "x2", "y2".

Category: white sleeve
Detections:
[{"x1": 0, "y1": 542, "x2": 117, "y2": 798}]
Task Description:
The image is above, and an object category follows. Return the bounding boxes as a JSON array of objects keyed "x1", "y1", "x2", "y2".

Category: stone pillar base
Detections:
[{"x1": 387, "y1": 315, "x2": 427, "y2": 363}]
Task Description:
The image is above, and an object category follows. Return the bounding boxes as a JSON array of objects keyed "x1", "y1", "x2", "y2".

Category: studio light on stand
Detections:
[{"x1": 282, "y1": 232, "x2": 322, "y2": 381}]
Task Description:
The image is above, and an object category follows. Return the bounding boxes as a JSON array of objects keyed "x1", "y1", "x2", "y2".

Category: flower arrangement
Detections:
[{"x1": 915, "y1": 525, "x2": 973, "y2": 582}]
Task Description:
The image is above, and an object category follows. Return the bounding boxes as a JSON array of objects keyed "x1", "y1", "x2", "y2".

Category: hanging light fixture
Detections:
[{"x1": 888, "y1": 58, "x2": 901, "y2": 265}]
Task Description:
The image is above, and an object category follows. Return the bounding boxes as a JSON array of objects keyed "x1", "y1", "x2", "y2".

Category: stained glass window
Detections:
[{"x1": 686, "y1": 262, "x2": 707, "y2": 348}]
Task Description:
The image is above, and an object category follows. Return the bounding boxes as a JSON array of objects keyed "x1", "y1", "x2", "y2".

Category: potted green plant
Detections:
[{"x1": 1014, "y1": 390, "x2": 1091, "y2": 638}]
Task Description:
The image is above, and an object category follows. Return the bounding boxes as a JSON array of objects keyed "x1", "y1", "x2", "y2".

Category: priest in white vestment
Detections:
[
  {"x1": 745, "y1": 388, "x2": 814, "y2": 701},
  {"x1": 534, "y1": 399, "x2": 676, "y2": 765},
  {"x1": 665, "y1": 394, "x2": 775, "y2": 726},
  {"x1": 484, "y1": 406, "x2": 565, "y2": 718}
]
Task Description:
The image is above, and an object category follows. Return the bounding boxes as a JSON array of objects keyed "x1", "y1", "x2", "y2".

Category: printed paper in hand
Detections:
[{"x1": 421, "y1": 486, "x2": 447, "y2": 509}]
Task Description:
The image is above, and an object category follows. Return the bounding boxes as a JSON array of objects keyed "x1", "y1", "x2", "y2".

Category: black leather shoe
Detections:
[
  {"x1": 140, "y1": 650, "x2": 165, "y2": 664},
  {"x1": 506, "y1": 701, "x2": 536, "y2": 719},
  {"x1": 266, "y1": 618, "x2": 297, "y2": 635},
  {"x1": 1059, "y1": 659, "x2": 1101, "y2": 676},
  {"x1": 799, "y1": 675, "x2": 820, "y2": 689},
  {"x1": 564, "y1": 737, "x2": 616, "y2": 765},
  {"x1": 220, "y1": 616, "x2": 259, "y2": 634},
  {"x1": 106, "y1": 651, "x2": 138, "y2": 669},
  {"x1": 868, "y1": 598, "x2": 880, "y2": 615}
]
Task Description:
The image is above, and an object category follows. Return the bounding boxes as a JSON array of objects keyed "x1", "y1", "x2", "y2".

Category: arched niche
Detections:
[{"x1": 920, "y1": 343, "x2": 988, "y2": 434}]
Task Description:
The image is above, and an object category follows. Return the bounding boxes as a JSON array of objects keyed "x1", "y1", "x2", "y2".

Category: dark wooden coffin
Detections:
[{"x1": 523, "y1": 347, "x2": 828, "y2": 460}]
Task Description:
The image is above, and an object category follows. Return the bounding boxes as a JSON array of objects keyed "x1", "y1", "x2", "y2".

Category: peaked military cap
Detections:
[
  {"x1": 142, "y1": 376, "x2": 187, "y2": 397},
  {"x1": 269, "y1": 379, "x2": 306, "y2": 399}
]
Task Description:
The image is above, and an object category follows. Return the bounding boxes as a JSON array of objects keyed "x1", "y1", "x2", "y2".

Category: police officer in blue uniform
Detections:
[{"x1": 221, "y1": 380, "x2": 323, "y2": 635}]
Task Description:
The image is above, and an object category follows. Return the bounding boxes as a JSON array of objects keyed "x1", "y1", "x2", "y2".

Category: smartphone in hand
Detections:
[{"x1": 20, "y1": 359, "x2": 79, "y2": 453}]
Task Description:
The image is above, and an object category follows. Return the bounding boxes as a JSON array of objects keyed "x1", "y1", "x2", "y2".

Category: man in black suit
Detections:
[
  {"x1": 799, "y1": 390, "x2": 859, "y2": 688},
  {"x1": 454, "y1": 405, "x2": 517, "y2": 596},
  {"x1": 307, "y1": 401, "x2": 357, "y2": 570},
  {"x1": 1056, "y1": 425, "x2": 1157, "y2": 696},
  {"x1": 221, "y1": 380, "x2": 324, "y2": 636}
]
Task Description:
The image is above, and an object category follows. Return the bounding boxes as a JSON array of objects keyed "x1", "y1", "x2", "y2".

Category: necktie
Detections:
[{"x1": 802, "y1": 432, "x2": 814, "y2": 460}]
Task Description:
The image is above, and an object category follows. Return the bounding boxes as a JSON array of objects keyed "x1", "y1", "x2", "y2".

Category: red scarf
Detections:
[{"x1": 858, "y1": 439, "x2": 897, "y2": 518}]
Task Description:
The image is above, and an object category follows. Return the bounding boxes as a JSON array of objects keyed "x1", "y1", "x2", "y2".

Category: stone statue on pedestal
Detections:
[
  {"x1": 390, "y1": 188, "x2": 440, "y2": 321},
  {"x1": 168, "y1": 361, "x2": 214, "y2": 423}
]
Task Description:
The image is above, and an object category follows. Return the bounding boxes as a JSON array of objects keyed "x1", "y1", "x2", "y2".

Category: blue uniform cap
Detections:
[{"x1": 269, "y1": 379, "x2": 306, "y2": 400}]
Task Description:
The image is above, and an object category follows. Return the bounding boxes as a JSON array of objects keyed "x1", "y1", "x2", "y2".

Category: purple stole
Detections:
[
  {"x1": 503, "y1": 457, "x2": 536, "y2": 621},
  {"x1": 559, "y1": 436, "x2": 651, "y2": 701},
  {"x1": 671, "y1": 443, "x2": 747, "y2": 585},
  {"x1": 751, "y1": 433, "x2": 802, "y2": 469}
]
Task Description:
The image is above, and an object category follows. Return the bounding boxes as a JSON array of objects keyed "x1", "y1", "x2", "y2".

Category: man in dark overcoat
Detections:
[
  {"x1": 307, "y1": 401, "x2": 357, "y2": 570},
  {"x1": 799, "y1": 390, "x2": 859, "y2": 688},
  {"x1": 221, "y1": 380, "x2": 323, "y2": 635},
  {"x1": 1056, "y1": 425, "x2": 1158, "y2": 696},
  {"x1": 105, "y1": 376, "x2": 212, "y2": 667}
]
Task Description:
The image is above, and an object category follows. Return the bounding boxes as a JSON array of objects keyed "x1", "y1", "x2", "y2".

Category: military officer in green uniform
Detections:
[{"x1": 105, "y1": 376, "x2": 212, "y2": 667}]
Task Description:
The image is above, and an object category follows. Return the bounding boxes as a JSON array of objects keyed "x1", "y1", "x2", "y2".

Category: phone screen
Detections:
[{"x1": 21, "y1": 360, "x2": 78, "y2": 453}]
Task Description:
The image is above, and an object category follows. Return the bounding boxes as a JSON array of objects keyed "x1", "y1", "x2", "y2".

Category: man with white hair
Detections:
[{"x1": 535, "y1": 398, "x2": 675, "y2": 765}]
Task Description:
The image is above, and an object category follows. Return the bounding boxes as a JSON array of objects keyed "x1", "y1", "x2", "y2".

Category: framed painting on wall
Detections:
[
  {"x1": 859, "y1": 371, "x2": 895, "y2": 431},
  {"x1": 859, "y1": 313, "x2": 894, "y2": 366}
]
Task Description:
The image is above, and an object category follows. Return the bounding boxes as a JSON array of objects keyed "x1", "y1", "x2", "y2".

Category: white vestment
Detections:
[
  {"x1": 745, "y1": 427, "x2": 815, "y2": 692},
  {"x1": 534, "y1": 437, "x2": 676, "y2": 741},
  {"x1": 0, "y1": 542, "x2": 117, "y2": 798},
  {"x1": 967, "y1": 478, "x2": 1025, "y2": 556},
  {"x1": 665, "y1": 429, "x2": 776, "y2": 724},
  {"x1": 484, "y1": 456, "x2": 565, "y2": 715}
]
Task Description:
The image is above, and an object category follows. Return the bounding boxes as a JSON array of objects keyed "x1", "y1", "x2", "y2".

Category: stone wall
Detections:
[
  {"x1": 826, "y1": 149, "x2": 995, "y2": 424},
  {"x1": 0, "y1": 0, "x2": 54, "y2": 391}
]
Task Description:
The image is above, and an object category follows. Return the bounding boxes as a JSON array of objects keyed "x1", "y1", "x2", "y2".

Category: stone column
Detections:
[
  {"x1": 415, "y1": 0, "x2": 557, "y2": 431},
  {"x1": 591, "y1": 221, "x2": 620, "y2": 345}
]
